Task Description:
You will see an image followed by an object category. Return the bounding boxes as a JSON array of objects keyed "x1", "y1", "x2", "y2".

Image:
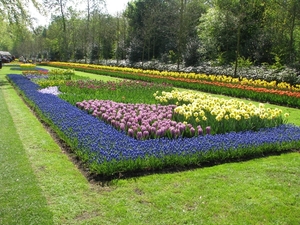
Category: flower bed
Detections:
[
  {"x1": 41, "y1": 62, "x2": 300, "y2": 108},
  {"x1": 7, "y1": 74, "x2": 300, "y2": 177},
  {"x1": 56, "y1": 76, "x2": 286, "y2": 137},
  {"x1": 42, "y1": 62, "x2": 300, "y2": 89},
  {"x1": 20, "y1": 63, "x2": 37, "y2": 70}
]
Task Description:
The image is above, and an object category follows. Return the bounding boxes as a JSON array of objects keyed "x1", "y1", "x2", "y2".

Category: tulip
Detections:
[{"x1": 206, "y1": 126, "x2": 211, "y2": 135}]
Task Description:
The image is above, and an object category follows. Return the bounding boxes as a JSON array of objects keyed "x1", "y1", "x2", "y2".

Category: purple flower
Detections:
[
  {"x1": 179, "y1": 124, "x2": 186, "y2": 133},
  {"x1": 151, "y1": 126, "x2": 157, "y2": 135},
  {"x1": 190, "y1": 127, "x2": 195, "y2": 136},
  {"x1": 143, "y1": 130, "x2": 149, "y2": 139},
  {"x1": 156, "y1": 129, "x2": 162, "y2": 138},
  {"x1": 128, "y1": 128, "x2": 134, "y2": 137},
  {"x1": 197, "y1": 125, "x2": 203, "y2": 136},
  {"x1": 136, "y1": 131, "x2": 143, "y2": 140},
  {"x1": 169, "y1": 127, "x2": 176, "y2": 138},
  {"x1": 119, "y1": 123, "x2": 126, "y2": 131},
  {"x1": 206, "y1": 126, "x2": 211, "y2": 135}
]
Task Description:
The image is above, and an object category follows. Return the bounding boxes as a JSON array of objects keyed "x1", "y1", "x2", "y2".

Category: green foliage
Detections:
[
  {"x1": 36, "y1": 79, "x2": 66, "y2": 88},
  {"x1": 262, "y1": 53, "x2": 285, "y2": 71},
  {"x1": 215, "y1": 52, "x2": 227, "y2": 66},
  {"x1": 184, "y1": 38, "x2": 202, "y2": 67},
  {"x1": 75, "y1": 48, "x2": 84, "y2": 60},
  {"x1": 270, "y1": 54, "x2": 285, "y2": 70},
  {"x1": 90, "y1": 46, "x2": 100, "y2": 62},
  {"x1": 59, "y1": 79, "x2": 174, "y2": 105},
  {"x1": 168, "y1": 50, "x2": 177, "y2": 64},
  {"x1": 232, "y1": 56, "x2": 253, "y2": 68}
]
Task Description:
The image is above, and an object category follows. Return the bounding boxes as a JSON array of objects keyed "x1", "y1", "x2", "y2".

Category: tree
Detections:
[
  {"x1": 0, "y1": 19, "x2": 14, "y2": 51},
  {"x1": 84, "y1": 0, "x2": 105, "y2": 62},
  {"x1": 125, "y1": 0, "x2": 178, "y2": 63},
  {"x1": 0, "y1": 0, "x2": 42, "y2": 25},
  {"x1": 198, "y1": 0, "x2": 270, "y2": 71},
  {"x1": 266, "y1": 0, "x2": 300, "y2": 65},
  {"x1": 43, "y1": 0, "x2": 72, "y2": 60}
]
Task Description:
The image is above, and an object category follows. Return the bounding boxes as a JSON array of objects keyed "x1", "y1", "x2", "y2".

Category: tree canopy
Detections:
[{"x1": 1, "y1": 0, "x2": 300, "y2": 69}]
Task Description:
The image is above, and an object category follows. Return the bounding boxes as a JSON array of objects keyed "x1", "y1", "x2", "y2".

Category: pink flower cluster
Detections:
[{"x1": 76, "y1": 99, "x2": 202, "y2": 139}]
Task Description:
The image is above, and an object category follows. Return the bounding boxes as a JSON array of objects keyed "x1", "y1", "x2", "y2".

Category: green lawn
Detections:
[{"x1": 1, "y1": 65, "x2": 299, "y2": 224}]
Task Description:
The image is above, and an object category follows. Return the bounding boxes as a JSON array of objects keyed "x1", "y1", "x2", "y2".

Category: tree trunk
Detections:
[{"x1": 234, "y1": 22, "x2": 241, "y2": 78}]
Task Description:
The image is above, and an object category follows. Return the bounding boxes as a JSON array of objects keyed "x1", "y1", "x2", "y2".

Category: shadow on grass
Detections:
[{"x1": 0, "y1": 79, "x2": 11, "y2": 88}]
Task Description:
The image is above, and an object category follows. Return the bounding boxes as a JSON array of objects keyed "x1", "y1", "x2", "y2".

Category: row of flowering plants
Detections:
[
  {"x1": 19, "y1": 63, "x2": 37, "y2": 70},
  {"x1": 7, "y1": 73, "x2": 300, "y2": 177},
  {"x1": 42, "y1": 62, "x2": 300, "y2": 90},
  {"x1": 41, "y1": 62, "x2": 300, "y2": 108}
]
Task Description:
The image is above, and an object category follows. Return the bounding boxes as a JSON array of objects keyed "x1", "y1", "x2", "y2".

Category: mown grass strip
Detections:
[
  {"x1": 1, "y1": 66, "x2": 103, "y2": 224},
  {"x1": 0, "y1": 74, "x2": 53, "y2": 224}
]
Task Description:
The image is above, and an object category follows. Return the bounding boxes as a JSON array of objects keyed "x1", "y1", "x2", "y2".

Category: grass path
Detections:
[
  {"x1": 0, "y1": 73, "x2": 53, "y2": 224},
  {"x1": 1, "y1": 65, "x2": 300, "y2": 224}
]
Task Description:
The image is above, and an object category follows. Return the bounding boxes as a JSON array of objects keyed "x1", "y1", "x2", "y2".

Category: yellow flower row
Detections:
[
  {"x1": 47, "y1": 62, "x2": 300, "y2": 91},
  {"x1": 240, "y1": 78, "x2": 300, "y2": 90},
  {"x1": 20, "y1": 63, "x2": 36, "y2": 68}
]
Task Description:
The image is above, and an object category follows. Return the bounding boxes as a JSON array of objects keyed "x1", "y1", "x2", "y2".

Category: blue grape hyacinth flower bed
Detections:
[{"x1": 7, "y1": 74, "x2": 300, "y2": 176}]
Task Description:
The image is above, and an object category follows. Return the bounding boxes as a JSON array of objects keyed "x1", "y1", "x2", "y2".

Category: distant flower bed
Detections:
[
  {"x1": 44, "y1": 61, "x2": 300, "y2": 91},
  {"x1": 43, "y1": 61, "x2": 300, "y2": 108},
  {"x1": 10, "y1": 66, "x2": 48, "y2": 72},
  {"x1": 7, "y1": 74, "x2": 300, "y2": 176},
  {"x1": 22, "y1": 68, "x2": 85, "y2": 88},
  {"x1": 20, "y1": 63, "x2": 37, "y2": 69}
]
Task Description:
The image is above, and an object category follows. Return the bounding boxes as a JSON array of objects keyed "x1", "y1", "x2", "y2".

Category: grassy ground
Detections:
[{"x1": 1, "y1": 65, "x2": 300, "y2": 224}]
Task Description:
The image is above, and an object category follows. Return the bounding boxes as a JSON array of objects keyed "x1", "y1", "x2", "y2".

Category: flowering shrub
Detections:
[
  {"x1": 42, "y1": 60, "x2": 299, "y2": 82},
  {"x1": 7, "y1": 74, "x2": 300, "y2": 176}
]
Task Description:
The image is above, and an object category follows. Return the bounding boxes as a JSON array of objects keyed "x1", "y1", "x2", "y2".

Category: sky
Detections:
[
  {"x1": 31, "y1": 0, "x2": 130, "y2": 27},
  {"x1": 106, "y1": 0, "x2": 130, "y2": 15}
]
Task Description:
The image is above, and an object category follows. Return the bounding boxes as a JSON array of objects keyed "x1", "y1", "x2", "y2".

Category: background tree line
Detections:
[{"x1": 1, "y1": 0, "x2": 300, "y2": 70}]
